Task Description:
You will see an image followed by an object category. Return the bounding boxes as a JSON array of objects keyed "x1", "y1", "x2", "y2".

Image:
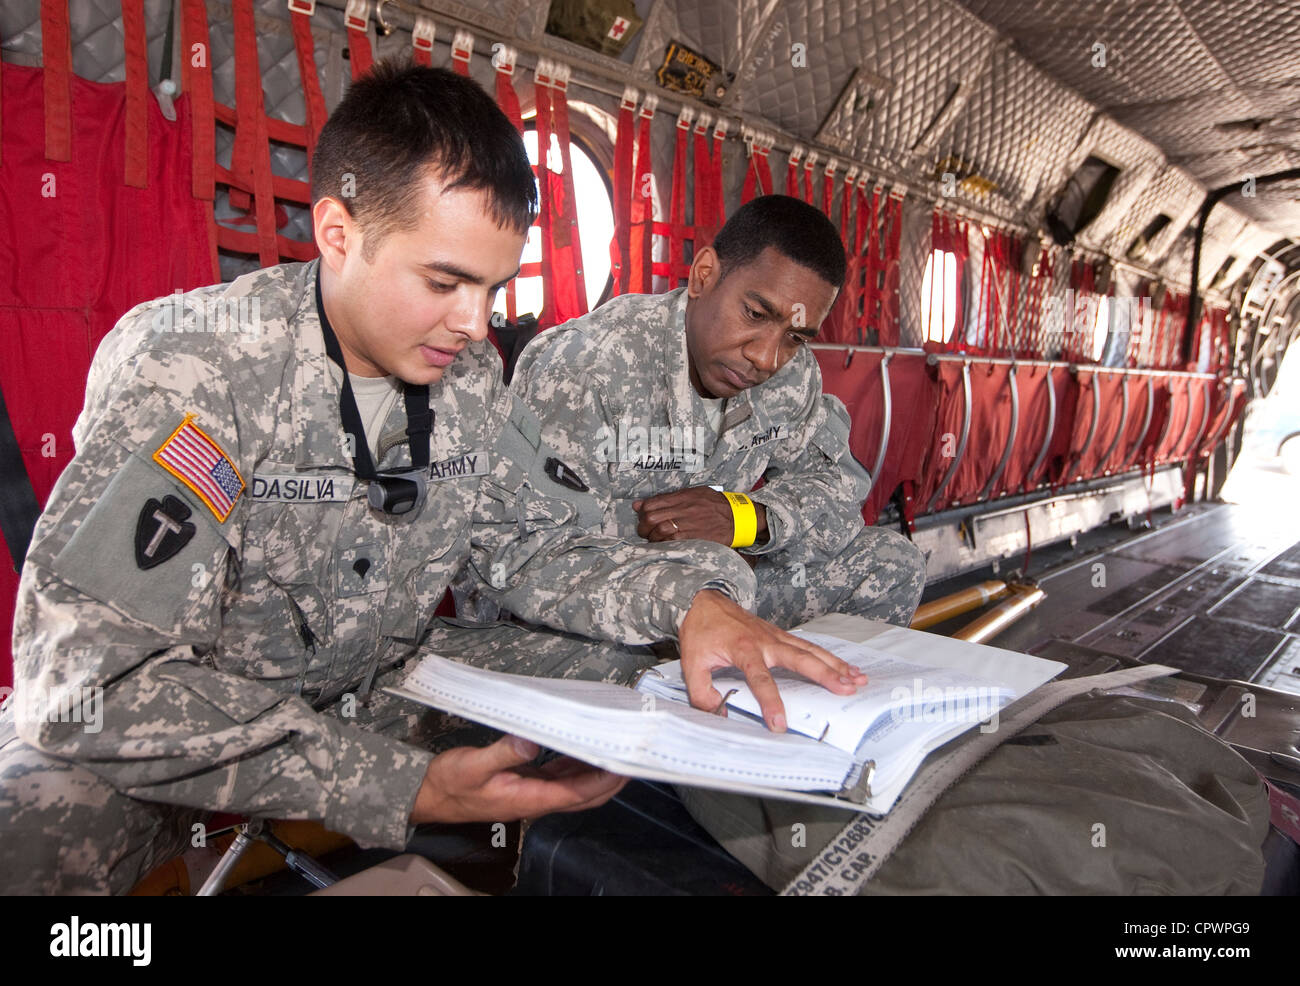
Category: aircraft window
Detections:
[
  {"x1": 1046, "y1": 155, "x2": 1122, "y2": 245},
  {"x1": 921, "y1": 248, "x2": 961, "y2": 343},
  {"x1": 1127, "y1": 213, "x2": 1172, "y2": 260},
  {"x1": 1090, "y1": 295, "x2": 1110, "y2": 362},
  {"x1": 492, "y1": 128, "x2": 615, "y2": 322}
]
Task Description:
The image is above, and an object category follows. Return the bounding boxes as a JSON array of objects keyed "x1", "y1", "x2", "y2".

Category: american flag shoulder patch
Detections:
[{"x1": 152, "y1": 414, "x2": 245, "y2": 522}]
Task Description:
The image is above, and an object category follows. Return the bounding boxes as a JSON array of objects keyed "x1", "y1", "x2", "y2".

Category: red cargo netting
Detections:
[{"x1": 0, "y1": 57, "x2": 214, "y2": 687}]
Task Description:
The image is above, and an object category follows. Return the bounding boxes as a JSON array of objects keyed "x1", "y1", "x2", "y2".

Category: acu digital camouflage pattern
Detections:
[
  {"x1": 0, "y1": 260, "x2": 753, "y2": 894},
  {"x1": 505, "y1": 286, "x2": 927, "y2": 630}
]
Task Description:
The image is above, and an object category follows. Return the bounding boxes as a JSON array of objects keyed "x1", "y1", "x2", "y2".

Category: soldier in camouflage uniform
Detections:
[
  {"x1": 431, "y1": 198, "x2": 923, "y2": 722},
  {"x1": 0, "y1": 66, "x2": 863, "y2": 894},
  {"x1": 500, "y1": 194, "x2": 927, "y2": 634},
  {"x1": 466, "y1": 194, "x2": 929, "y2": 891}
]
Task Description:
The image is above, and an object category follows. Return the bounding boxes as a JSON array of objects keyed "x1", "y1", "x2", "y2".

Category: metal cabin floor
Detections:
[{"x1": 919, "y1": 500, "x2": 1300, "y2": 695}]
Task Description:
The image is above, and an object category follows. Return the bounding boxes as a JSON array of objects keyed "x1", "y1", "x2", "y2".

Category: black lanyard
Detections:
[{"x1": 314, "y1": 269, "x2": 432, "y2": 514}]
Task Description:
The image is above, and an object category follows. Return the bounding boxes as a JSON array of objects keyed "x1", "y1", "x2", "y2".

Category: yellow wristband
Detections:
[{"x1": 723, "y1": 491, "x2": 758, "y2": 548}]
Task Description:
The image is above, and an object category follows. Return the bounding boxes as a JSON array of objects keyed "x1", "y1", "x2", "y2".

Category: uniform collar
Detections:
[{"x1": 290, "y1": 259, "x2": 356, "y2": 470}]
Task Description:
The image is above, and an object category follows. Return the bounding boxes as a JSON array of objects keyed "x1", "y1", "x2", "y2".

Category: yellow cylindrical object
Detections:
[
  {"x1": 952, "y1": 585, "x2": 1046, "y2": 644},
  {"x1": 909, "y1": 581, "x2": 1010, "y2": 630}
]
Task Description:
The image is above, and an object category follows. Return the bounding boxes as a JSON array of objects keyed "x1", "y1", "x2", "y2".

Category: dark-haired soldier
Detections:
[
  {"x1": 498, "y1": 195, "x2": 927, "y2": 637},
  {"x1": 0, "y1": 68, "x2": 862, "y2": 894}
]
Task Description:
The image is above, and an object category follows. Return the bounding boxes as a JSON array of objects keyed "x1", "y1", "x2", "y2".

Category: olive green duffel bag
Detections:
[{"x1": 679, "y1": 694, "x2": 1271, "y2": 895}]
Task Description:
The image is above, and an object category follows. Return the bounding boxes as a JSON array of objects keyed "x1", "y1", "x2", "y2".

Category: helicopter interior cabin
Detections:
[{"x1": 0, "y1": 0, "x2": 1298, "y2": 905}]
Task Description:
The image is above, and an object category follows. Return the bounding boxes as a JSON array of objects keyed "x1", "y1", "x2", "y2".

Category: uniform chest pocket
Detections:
[
  {"x1": 226, "y1": 498, "x2": 343, "y2": 682},
  {"x1": 242, "y1": 495, "x2": 343, "y2": 589}
]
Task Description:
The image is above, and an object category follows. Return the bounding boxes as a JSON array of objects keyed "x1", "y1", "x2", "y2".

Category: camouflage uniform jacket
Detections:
[
  {"x1": 508, "y1": 287, "x2": 873, "y2": 562},
  {"x1": 10, "y1": 261, "x2": 753, "y2": 850}
]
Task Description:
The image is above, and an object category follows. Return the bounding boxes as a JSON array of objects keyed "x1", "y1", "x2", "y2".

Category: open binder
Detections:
[{"x1": 386, "y1": 613, "x2": 1066, "y2": 815}]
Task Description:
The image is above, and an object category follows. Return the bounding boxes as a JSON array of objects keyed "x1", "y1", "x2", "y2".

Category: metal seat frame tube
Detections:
[
  {"x1": 925, "y1": 359, "x2": 972, "y2": 513},
  {"x1": 871, "y1": 353, "x2": 894, "y2": 482},
  {"x1": 1119, "y1": 376, "x2": 1155, "y2": 470},
  {"x1": 1098, "y1": 370, "x2": 1130, "y2": 473},
  {"x1": 978, "y1": 363, "x2": 1019, "y2": 500},
  {"x1": 1025, "y1": 365, "x2": 1057, "y2": 490}
]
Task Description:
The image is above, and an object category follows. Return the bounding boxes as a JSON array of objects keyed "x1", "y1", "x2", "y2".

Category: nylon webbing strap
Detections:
[
  {"x1": 711, "y1": 119, "x2": 728, "y2": 223},
  {"x1": 231, "y1": 0, "x2": 278, "y2": 267},
  {"x1": 696, "y1": 114, "x2": 726, "y2": 247},
  {"x1": 696, "y1": 113, "x2": 717, "y2": 245},
  {"x1": 755, "y1": 137, "x2": 772, "y2": 197},
  {"x1": 848, "y1": 178, "x2": 868, "y2": 343},
  {"x1": 493, "y1": 46, "x2": 524, "y2": 318},
  {"x1": 876, "y1": 191, "x2": 905, "y2": 346},
  {"x1": 531, "y1": 59, "x2": 588, "y2": 325},
  {"x1": 740, "y1": 130, "x2": 772, "y2": 204},
  {"x1": 1030, "y1": 248, "x2": 1052, "y2": 356},
  {"x1": 450, "y1": 29, "x2": 474, "y2": 76},
  {"x1": 822, "y1": 167, "x2": 858, "y2": 344},
  {"x1": 838, "y1": 168, "x2": 854, "y2": 247},
  {"x1": 411, "y1": 15, "x2": 436, "y2": 67},
  {"x1": 858, "y1": 184, "x2": 882, "y2": 345},
  {"x1": 779, "y1": 663, "x2": 1178, "y2": 897},
  {"x1": 533, "y1": 62, "x2": 556, "y2": 324},
  {"x1": 181, "y1": 0, "x2": 214, "y2": 201},
  {"x1": 289, "y1": 1, "x2": 328, "y2": 161},
  {"x1": 122, "y1": 0, "x2": 150, "y2": 188},
  {"x1": 802, "y1": 150, "x2": 817, "y2": 204},
  {"x1": 344, "y1": 0, "x2": 374, "y2": 80},
  {"x1": 492, "y1": 46, "x2": 524, "y2": 135},
  {"x1": 41, "y1": 0, "x2": 72, "y2": 162},
  {"x1": 0, "y1": 378, "x2": 41, "y2": 573},
  {"x1": 657, "y1": 106, "x2": 692, "y2": 286},
  {"x1": 180, "y1": 0, "x2": 217, "y2": 277},
  {"x1": 550, "y1": 64, "x2": 586, "y2": 318},
  {"x1": 610, "y1": 87, "x2": 637, "y2": 297},
  {"x1": 628, "y1": 95, "x2": 656, "y2": 294},
  {"x1": 930, "y1": 210, "x2": 948, "y2": 350}
]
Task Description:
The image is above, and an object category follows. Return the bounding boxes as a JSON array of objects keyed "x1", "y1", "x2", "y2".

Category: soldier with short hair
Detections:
[
  {"x1": 494, "y1": 194, "x2": 928, "y2": 641},
  {"x1": 0, "y1": 64, "x2": 863, "y2": 895}
]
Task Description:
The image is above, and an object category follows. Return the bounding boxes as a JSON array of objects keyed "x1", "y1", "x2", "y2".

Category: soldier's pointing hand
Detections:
[{"x1": 676, "y1": 589, "x2": 868, "y2": 731}]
